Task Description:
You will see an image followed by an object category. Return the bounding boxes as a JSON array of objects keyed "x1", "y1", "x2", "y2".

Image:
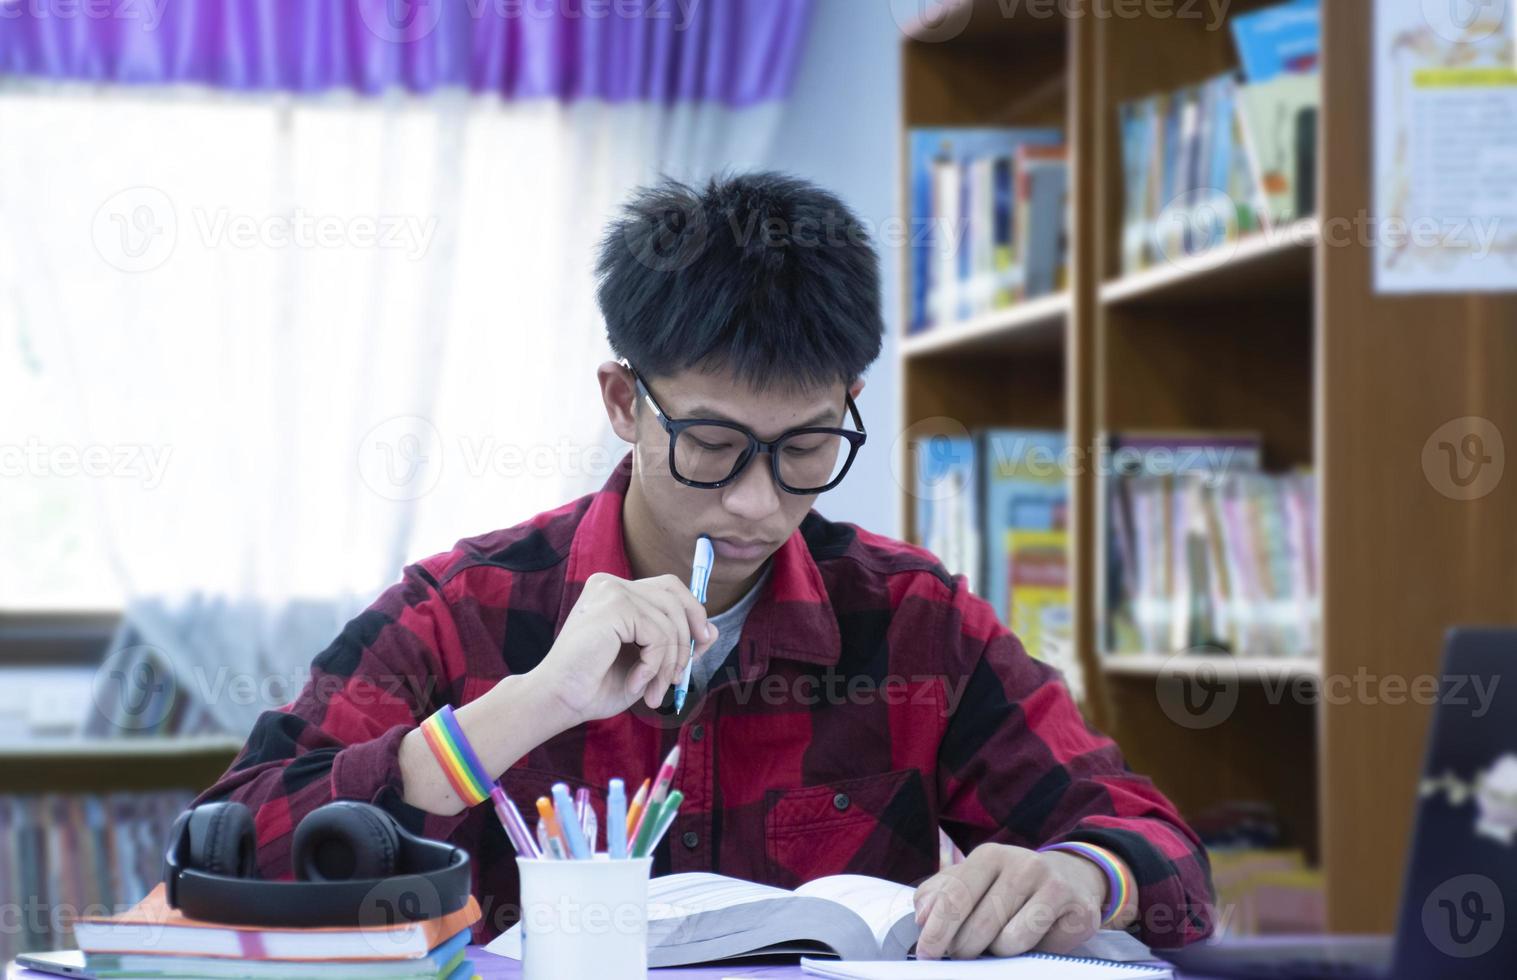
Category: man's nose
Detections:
[{"x1": 721, "y1": 453, "x2": 783, "y2": 521}]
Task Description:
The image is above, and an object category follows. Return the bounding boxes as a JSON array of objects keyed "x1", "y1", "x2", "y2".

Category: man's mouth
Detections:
[{"x1": 708, "y1": 537, "x2": 773, "y2": 562}]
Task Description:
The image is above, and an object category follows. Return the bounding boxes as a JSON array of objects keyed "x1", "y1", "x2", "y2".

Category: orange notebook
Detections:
[{"x1": 75, "y1": 884, "x2": 480, "y2": 961}]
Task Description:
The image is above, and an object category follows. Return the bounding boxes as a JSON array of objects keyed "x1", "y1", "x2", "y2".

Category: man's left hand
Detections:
[{"x1": 912, "y1": 843, "x2": 1119, "y2": 960}]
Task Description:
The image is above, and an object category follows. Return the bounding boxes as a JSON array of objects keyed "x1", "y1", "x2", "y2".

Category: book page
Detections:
[
  {"x1": 793, "y1": 875, "x2": 917, "y2": 948},
  {"x1": 648, "y1": 872, "x2": 796, "y2": 920}
]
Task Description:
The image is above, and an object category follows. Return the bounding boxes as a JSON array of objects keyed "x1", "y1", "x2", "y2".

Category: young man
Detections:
[{"x1": 197, "y1": 173, "x2": 1213, "y2": 959}]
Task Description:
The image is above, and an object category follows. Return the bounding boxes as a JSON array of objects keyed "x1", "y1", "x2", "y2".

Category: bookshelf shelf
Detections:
[
  {"x1": 1101, "y1": 654, "x2": 1322, "y2": 683},
  {"x1": 0, "y1": 734, "x2": 244, "y2": 759},
  {"x1": 1099, "y1": 219, "x2": 1320, "y2": 308},
  {"x1": 901, "y1": 293, "x2": 1069, "y2": 359}
]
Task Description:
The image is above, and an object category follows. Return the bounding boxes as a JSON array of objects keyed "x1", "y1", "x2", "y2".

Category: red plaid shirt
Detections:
[{"x1": 197, "y1": 455, "x2": 1214, "y2": 947}]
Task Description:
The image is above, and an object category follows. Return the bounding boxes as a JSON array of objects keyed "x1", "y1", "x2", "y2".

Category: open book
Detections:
[{"x1": 485, "y1": 872, "x2": 1152, "y2": 969}]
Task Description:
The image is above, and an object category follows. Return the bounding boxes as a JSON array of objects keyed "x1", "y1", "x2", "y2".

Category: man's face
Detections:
[{"x1": 604, "y1": 363, "x2": 861, "y2": 592}]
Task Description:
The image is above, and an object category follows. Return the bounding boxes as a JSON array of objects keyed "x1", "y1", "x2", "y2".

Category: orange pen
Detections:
[
  {"x1": 535, "y1": 796, "x2": 569, "y2": 860},
  {"x1": 624, "y1": 778, "x2": 652, "y2": 837}
]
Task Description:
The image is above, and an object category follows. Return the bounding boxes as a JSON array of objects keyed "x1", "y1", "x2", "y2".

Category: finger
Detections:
[
  {"x1": 623, "y1": 594, "x2": 680, "y2": 707},
  {"x1": 1033, "y1": 904, "x2": 1098, "y2": 956},
  {"x1": 913, "y1": 876, "x2": 945, "y2": 925},
  {"x1": 947, "y1": 866, "x2": 1027, "y2": 960},
  {"x1": 647, "y1": 575, "x2": 714, "y2": 652},
  {"x1": 913, "y1": 861, "x2": 999, "y2": 960},
  {"x1": 989, "y1": 881, "x2": 1066, "y2": 959}
]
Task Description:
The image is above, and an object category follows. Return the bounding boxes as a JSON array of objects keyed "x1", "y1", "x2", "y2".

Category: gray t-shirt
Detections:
[{"x1": 689, "y1": 566, "x2": 771, "y2": 696}]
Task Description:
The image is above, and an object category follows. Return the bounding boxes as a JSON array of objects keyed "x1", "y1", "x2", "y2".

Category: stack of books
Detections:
[
  {"x1": 74, "y1": 884, "x2": 482, "y2": 980},
  {"x1": 912, "y1": 430, "x2": 1077, "y2": 695},
  {"x1": 1104, "y1": 432, "x2": 1320, "y2": 659},
  {"x1": 1118, "y1": 0, "x2": 1321, "y2": 274},
  {"x1": 907, "y1": 128, "x2": 1069, "y2": 335}
]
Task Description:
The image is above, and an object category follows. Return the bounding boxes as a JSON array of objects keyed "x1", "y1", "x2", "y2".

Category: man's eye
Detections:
[
  {"x1": 693, "y1": 437, "x2": 737, "y2": 452},
  {"x1": 784, "y1": 444, "x2": 818, "y2": 457}
]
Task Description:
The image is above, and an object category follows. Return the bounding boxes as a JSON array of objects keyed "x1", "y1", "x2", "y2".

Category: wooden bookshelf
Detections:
[
  {"x1": 0, "y1": 736, "x2": 242, "y2": 793},
  {"x1": 898, "y1": 0, "x2": 1517, "y2": 934}
]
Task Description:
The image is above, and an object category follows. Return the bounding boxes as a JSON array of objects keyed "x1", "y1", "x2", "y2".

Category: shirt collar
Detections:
[{"x1": 558, "y1": 453, "x2": 842, "y2": 674}]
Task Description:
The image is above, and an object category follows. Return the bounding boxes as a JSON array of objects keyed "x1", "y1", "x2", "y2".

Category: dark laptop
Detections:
[{"x1": 1161, "y1": 628, "x2": 1516, "y2": 979}]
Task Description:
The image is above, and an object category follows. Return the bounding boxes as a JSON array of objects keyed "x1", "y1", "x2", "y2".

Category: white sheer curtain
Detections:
[{"x1": 0, "y1": 84, "x2": 782, "y2": 735}]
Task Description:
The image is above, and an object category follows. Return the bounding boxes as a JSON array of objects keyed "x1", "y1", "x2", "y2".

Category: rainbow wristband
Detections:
[
  {"x1": 420, "y1": 704, "x2": 492, "y2": 807},
  {"x1": 1038, "y1": 841, "x2": 1132, "y2": 928}
]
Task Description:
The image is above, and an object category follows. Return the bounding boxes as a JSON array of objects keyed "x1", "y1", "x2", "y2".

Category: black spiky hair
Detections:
[{"x1": 596, "y1": 172, "x2": 884, "y2": 391}]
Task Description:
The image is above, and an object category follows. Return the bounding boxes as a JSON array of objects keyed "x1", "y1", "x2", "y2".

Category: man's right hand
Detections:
[{"x1": 526, "y1": 572, "x2": 717, "y2": 726}]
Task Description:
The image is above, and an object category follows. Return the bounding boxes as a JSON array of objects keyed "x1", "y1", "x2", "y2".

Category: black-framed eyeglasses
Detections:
[{"x1": 622, "y1": 360, "x2": 867, "y2": 495}]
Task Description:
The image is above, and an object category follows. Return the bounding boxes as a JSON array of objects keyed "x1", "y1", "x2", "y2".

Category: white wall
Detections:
[{"x1": 764, "y1": 0, "x2": 904, "y2": 538}]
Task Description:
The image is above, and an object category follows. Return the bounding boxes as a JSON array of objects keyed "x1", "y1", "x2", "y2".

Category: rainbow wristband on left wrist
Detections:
[
  {"x1": 420, "y1": 704, "x2": 493, "y2": 807},
  {"x1": 1038, "y1": 841, "x2": 1133, "y2": 928}
]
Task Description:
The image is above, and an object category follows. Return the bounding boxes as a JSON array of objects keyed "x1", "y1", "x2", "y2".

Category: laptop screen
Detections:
[{"x1": 1392, "y1": 628, "x2": 1516, "y2": 978}]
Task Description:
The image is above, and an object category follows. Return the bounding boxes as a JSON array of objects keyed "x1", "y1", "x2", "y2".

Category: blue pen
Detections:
[
  {"x1": 607, "y1": 778, "x2": 628, "y2": 859},
  {"x1": 551, "y1": 783, "x2": 591, "y2": 859},
  {"x1": 674, "y1": 535, "x2": 714, "y2": 714}
]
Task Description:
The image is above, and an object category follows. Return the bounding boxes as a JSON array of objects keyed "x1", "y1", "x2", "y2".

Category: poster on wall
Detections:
[{"x1": 1374, "y1": 0, "x2": 1517, "y2": 293}]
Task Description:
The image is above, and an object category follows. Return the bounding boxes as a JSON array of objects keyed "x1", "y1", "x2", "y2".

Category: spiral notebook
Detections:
[{"x1": 799, "y1": 951, "x2": 1172, "y2": 978}]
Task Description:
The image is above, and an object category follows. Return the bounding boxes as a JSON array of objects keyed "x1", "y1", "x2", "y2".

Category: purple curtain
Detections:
[{"x1": 0, "y1": 0, "x2": 814, "y2": 105}]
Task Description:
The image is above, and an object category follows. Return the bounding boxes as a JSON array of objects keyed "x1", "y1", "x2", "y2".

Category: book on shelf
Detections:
[
  {"x1": 915, "y1": 431, "x2": 1075, "y2": 687},
  {"x1": 1230, "y1": 0, "x2": 1321, "y2": 83},
  {"x1": 907, "y1": 127, "x2": 1063, "y2": 334},
  {"x1": 488, "y1": 872, "x2": 1153, "y2": 968},
  {"x1": 0, "y1": 791, "x2": 195, "y2": 964},
  {"x1": 1103, "y1": 432, "x2": 1319, "y2": 660},
  {"x1": 1117, "y1": 57, "x2": 1319, "y2": 275},
  {"x1": 1013, "y1": 144, "x2": 1070, "y2": 301}
]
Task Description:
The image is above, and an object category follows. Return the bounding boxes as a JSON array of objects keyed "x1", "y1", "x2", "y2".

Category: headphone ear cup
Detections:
[
  {"x1": 185, "y1": 802, "x2": 257, "y2": 879},
  {"x1": 292, "y1": 802, "x2": 401, "y2": 882}
]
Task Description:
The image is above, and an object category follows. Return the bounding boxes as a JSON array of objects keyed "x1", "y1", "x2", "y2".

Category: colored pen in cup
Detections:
[
  {"x1": 573, "y1": 786, "x2": 596, "y2": 851},
  {"x1": 641, "y1": 790, "x2": 685, "y2": 857},
  {"x1": 625, "y1": 778, "x2": 651, "y2": 838},
  {"x1": 552, "y1": 783, "x2": 591, "y2": 859},
  {"x1": 491, "y1": 785, "x2": 540, "y2": 859},
  {"x1": 631, "y1": 746, "x2": 680, "y2": 842},
  {"x1": 607, "y1": 778, "x2": 628, "y2": 859},
  {"x1": 673, "y1": 535, "x2": 714, "y2": 714},
  {"x1": 535, "y1": 797, "x2": 568, "y2": 860}
]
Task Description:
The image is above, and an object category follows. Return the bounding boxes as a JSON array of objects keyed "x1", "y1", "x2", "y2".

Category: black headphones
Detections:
[{"x1": 163, "y1": 800, "x2": 472, "y2": 928}]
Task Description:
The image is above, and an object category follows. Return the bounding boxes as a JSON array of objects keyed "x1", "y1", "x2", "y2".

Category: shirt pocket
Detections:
[{"x1": 764, "y1": 768, "x2": 931, "y2": 888}]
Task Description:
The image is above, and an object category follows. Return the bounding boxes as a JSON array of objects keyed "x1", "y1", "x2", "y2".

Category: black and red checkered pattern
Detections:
[{"x1": 196, "y1": 455, "x2": 1214, "y2": 947}]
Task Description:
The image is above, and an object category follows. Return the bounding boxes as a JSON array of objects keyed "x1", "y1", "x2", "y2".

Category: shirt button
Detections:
[
  {"x1": 833, "y1": 793, "x2": 851, "y2": 812},
  {"x1": 690, "y1": 724, "x2": 705, "y2": 742},
  {"x1": 681, "y1": 831, "x2": 700, "y2": 850}
]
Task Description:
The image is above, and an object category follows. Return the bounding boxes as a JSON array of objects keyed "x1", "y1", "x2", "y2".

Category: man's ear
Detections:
[
  {"x1": 598, "y1": 361, "x2": 640, "y2": 443},
  {"x1": 849, "y1": 377, "x2": 866, "y2": 400}
]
